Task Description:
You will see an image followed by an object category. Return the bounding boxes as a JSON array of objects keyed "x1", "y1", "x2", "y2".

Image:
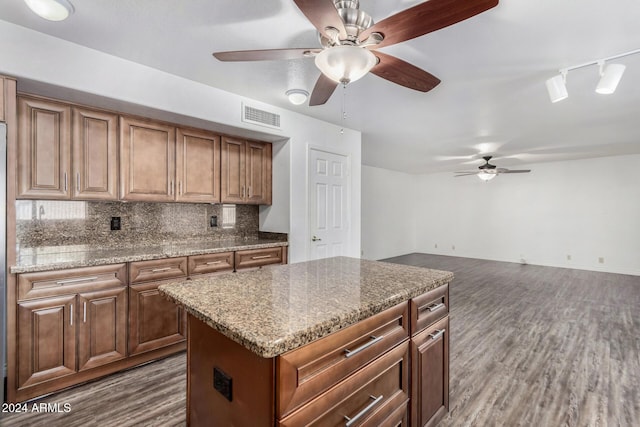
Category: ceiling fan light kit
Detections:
[
  {"x1": 212, "y1": 0, "x2": 499, "y2": 106},
  {"x1": 314, "y1": 45, "x2": 377, "y2": 84},
  {"x1": 546, "y1": 48, "x2": 639, "y2": 103},
  {"x1": 24, "y1": 0, "x2": 74, "y2": 21},
  {"x1": 477, "y1": 171, "x2": 497, "y2": 181}
]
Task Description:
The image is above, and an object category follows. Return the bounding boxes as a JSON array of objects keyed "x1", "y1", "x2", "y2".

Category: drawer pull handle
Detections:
[
  {"x1": 426, "y1": 302, "x2": 445, "y2": 312},
  {"x1": 70, "y1": 304, "x2": 73, "y2": 326},
  {"x1": 206, "y1": 261, "x2": 223, "y2": 265},
  {"x1": 344, "y1": 335, "x2": 383, "y2": 358},
  {"x1": 83, "y1": 302, "x2": 87, "y2": 323},
  {"x1": 429, "y1": 329, "x2": 446, "y2": 341},
  {"x1": 251, "y1": 255, "x2": 272, "y2": 260},
  {"x1": 56, "y1": 276, "x2": 98, "y2": 285},
  {"x1": 344, "y1": 395, "x2": 383, "y2": 426},
  {"x1": 151, "y1": 267, "x2": 172, "y2": 273}
]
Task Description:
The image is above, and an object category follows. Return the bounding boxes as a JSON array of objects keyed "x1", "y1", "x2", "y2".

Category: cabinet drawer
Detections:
[
  {"x1": 277, "y1": 302, "x2": 409, "y2": 417},
  {"x1": 279, "y1": 340, "x2": 410, "y2": 427},
  {"x1": 188, "y1": 252, "x2": 234, "y2": 276},
  {"x1": 235, "y1": 247, "x2": 283, "y2": 270},
  {"x1": 129, "y1": 257, "x2": 188, "y2": 284},
  {"x1": 17, "y1": 264, "x2": 127, "y2": 301},
  {"x1": 411, "y1": 284, "x2": 449, "y2": 335}
]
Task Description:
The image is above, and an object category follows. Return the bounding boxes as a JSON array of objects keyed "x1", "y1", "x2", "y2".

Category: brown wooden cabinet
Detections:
[
  {"x1": 119, "y1": 116, "x2": 176, "y2": 202},
  {"x1": 17, "y1": 96, "x2": 71, "y2": 199},
  {"x1": 72, "y1": 107, "x2": 119, "y2": 200},
  {"x1": 77, "y1": 287, "x2": 127, "y2": 371},
  {"x1": 128, "y1": 258, "x2": 188, "y2": 355},
  {"x1": 1, "y1": 75, "x2": 17, "y2": 122},
  {"x1": 15, "y1": 264, "x2": 128, "y2": 398},
  {"x1": 17, "y1": 96, "x2": 118, "y2": 200},
  {"x1": 221, "y1": 136, "x2": 272, "y2": 205},
  {"x1": 176, "y1": 127, "x2": 220, "y2": 203},
  {"x1": 410, "y1": 286, "x2": 450, "y2": 427}
]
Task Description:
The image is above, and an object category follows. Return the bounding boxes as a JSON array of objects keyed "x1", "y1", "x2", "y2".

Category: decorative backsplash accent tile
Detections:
[{"x1": 15, "y1": 200, "x2": 278, "y2": 248}]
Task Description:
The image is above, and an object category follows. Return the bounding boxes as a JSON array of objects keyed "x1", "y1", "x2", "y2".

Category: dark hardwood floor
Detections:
[{"x1": 3, "y1": 254, "x2": 638, "y2": 426}]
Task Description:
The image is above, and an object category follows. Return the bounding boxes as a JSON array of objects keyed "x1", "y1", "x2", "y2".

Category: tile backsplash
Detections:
[{"x1": 16, "y1": 200, "x2": 268, "y2": 248}]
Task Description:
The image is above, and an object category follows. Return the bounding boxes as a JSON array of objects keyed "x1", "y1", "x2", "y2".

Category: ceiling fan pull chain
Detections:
[{"x1": 340, "y1": 82, "x2": 347, "y2": 134}]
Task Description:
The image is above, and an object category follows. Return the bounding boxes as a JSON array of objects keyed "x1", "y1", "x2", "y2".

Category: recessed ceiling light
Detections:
[{"x1": 24, "y1": 0, "x2": 74, "y2": 21}]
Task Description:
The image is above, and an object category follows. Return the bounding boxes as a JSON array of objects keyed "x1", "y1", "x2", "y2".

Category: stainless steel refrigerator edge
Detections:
[{"x1": 1, "y1": 122, "x2": 7, "y2": 404}]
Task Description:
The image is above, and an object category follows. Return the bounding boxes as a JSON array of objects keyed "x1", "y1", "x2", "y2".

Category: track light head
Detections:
[
  {"x1": 545, "y1": 71, "x2": 568, "y2": 103},
  {"x1": 596, "y1": 62, "x2": 625, "y2": 95}
]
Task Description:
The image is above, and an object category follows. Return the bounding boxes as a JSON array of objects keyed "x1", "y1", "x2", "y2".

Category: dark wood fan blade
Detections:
[
  {"x1": 293, "y1": 0, "x2": 347, "y2": 40},
  {"x1": 213, "y1": 48, "x2": 320, "y2": 62},
  {"x1": 360, "y1": 0, "x2": 499, "y2": 49},
  {"x1": 371, "y1": 51, "x2": 440, "y2": 92},
  {"x1": 501, "y1": 169, "x2": 531, "y2": 174},
  {"x1": 454, "y1": 173, "x2": 478, "y2": 177},
  {"x1": 309, "y1": 74, "x2": 339, "y2": 106}
]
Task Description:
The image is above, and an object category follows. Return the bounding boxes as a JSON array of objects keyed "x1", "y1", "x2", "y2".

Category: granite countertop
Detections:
[
  {"x1": 11, "y1": 239, "x2": 288, "y2": 274},
  {"x1": 159, "y1": 256, "x2": 454, "y2": 358}
]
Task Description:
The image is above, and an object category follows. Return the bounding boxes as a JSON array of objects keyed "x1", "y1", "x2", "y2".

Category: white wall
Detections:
[
  {"x1": 362, "y1": 155, "x2": 640, "y2": 276},
  {"x1": 361, "y1": 166, "x2": 417, "y2": 260},
  {"x1": 0, "y1": 20, "x2": 361, "y2": 264}
]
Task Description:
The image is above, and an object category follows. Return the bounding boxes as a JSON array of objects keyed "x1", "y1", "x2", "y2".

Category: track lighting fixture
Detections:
[{"x1": 546, "y1": 48, "x2": 639, "y2": 103}]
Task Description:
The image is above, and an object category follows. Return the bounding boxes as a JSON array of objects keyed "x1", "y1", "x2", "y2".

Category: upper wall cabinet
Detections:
[
  {"x1": 176, "y1": 127, "x2": 220, "y2": 203},
  {"x1": 1, "y1": 75, "x2": 17, "y2": 122},
  {"x1": 17, "y1": 96, "x2": 118, "y2": 200},
  {"x1": 72, "y1": 107, "x2": 118, "y2": 200},
  {"x1": 221, "y1": 137, "x2": 272, "y2": 205},
  {"x1": 119, "y1": 116, "x2": 176, "y2": 202}
]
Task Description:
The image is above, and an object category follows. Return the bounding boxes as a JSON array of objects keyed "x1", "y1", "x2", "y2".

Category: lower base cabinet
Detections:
[{"x1": 128, "y1": 281, "x2": 187, "y2": 355}]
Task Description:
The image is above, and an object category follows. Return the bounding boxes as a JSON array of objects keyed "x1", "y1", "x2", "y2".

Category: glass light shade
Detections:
[
  {"x1": 286, "y1": 89, "x2": 309, "y2": 105},
  {"x1": 545, "y1": 74, "x2": 568, "y2": 103},
  {"x1": 24, "y1": 0, "x2": 74, "y2": 21},
  {"x1": 596, "y1": 63, "x2": 625, "y2": 94},
  {"x1": 477, "y1": 172, "x2": 497, "y2": 181},
  {"x1": 315, "y1": 46, "x2": 377, "y2": 84}
]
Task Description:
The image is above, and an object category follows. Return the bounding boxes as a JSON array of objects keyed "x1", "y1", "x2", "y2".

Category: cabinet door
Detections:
[
  {"x1": 246, "y1": 140, "x2": 272, "y2": 205},
  {"x1": 176, "y1": 128, "x2": 220, "y2": 203},
  {"x1": 72, "y1": 107, "x2": 118, "y2": 200},
  {"x1": 411, "y1": 316, "x2": 449, "y2": 427},
  {"x1": 128, "y1": 281, "x2": 186, "y2": 355},
  {"x1": 221, "y1": 136, "x2": 246, "y2": 203},
  {"x1": 17, "y1": 96, "x2": 71, "y2": 199},
  {"x1": 17, "y1": 295, "x2": 76, "y2": 389},
  {"x1": 77, "y1": 287, "x2": 127, "y2": 371},
  {"x1": 120, "y1": 116, "x2": 176, "y2": 201}
]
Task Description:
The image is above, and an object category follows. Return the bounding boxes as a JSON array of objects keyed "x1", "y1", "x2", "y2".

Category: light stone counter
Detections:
[
  {"x1": 159, "y1": 256, "x2": 453, "y2": 358},
  {"x1": 11, "y1": 239, "x2": 288, "y2": 274}
]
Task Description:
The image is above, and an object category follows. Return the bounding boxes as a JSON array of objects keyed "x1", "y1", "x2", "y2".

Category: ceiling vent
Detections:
[{"x1": 242, "y1": 103, "x2": 281, "y2": 129}]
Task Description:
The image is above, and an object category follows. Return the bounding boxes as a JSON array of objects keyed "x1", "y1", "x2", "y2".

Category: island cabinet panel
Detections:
[
  {"x1": 119, "y1": 116, "x2": 176, "y2": 202},
  {"x1": 176, "y1": 127, "x2": 220, "y2": 203},
  {"x1": 77, "y1": 287, "x2": 127, "y2": 371},
  {"x1": 17, "y1": 96, "x2": 71, "y2": 199},
  {"x1": 71, "y1": 107, "x2": 118, "y2": 200},
  {"x1": 411, "y1": 316, "x2": 449, "y2": 427},
  {"x1": 187, "y1": 315, "x2": 275, "y2": 427},
  {"x1": 277, "y1": 301, "x2": 409, "y2": 417},
  {"x1": 410, "y1": 284, "x2": 449, "y2": 335},
  {"x1": 235, "y1": 247, "x2": 283, "y2": 270},
  {"x1": 188, "y1": 252, "x2": 234, "y2": 276},
  {"x1": 279, "y1": 340, "x2": 410, "y2": 427},
  {"x1": 16, "y1": 295, "x2": 76, "y2": 389}
]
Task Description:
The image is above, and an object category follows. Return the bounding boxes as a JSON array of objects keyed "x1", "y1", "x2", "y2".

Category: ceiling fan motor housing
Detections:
[{"x1": 333, "y1": 0, "x2": 374, "y2": 43}]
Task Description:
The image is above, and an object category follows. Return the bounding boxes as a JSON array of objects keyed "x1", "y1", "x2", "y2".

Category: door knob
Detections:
[{"x1": 312, "y1": 236, "x2": 322, "y2": 242}]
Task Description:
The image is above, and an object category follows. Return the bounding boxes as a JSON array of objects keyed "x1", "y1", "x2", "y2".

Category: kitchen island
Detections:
[{"x1": 159, "y1": 256, "x2": 453, "y2": 427}]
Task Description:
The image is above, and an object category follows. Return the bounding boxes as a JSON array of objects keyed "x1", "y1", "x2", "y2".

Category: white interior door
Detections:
[{"x1": 309, "y1": 148, "x2": 350, "y2": 260}]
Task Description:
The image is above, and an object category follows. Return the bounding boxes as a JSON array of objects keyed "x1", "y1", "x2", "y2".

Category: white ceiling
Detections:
[{"x1": 1, "y1": 0, "x2": 640, "y2": 173}]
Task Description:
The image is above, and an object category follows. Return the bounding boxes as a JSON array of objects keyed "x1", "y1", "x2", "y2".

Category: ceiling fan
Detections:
[
  {"x1": 454, "y1": 156, "x2": 531, "y2": 181},
  {"x1": 213, "y1": 0, "x2": 499, "y2": 106}
]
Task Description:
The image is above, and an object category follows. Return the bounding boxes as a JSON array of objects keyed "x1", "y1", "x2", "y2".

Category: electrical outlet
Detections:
[
  {"x1": 110, "y1": 217, "x2": 121, "y2": 231},
  {"x1": 213, "y1": 367, "x2": 232, "y2": 401},
  {"x1": 598, "y1": 257, "x2": 605, "y2": 264},
  {"x1": 210, "y1": 215, "x2": 218, "y2": 227},
  {"x1": 452, "y1": 245, "x2": 455, "y2": 250},
  {"x1": 434, "y1": 243, "x2": 438, "y2": 249},
  {"x1": 567, "y1": 254, "x2": 571, "y2": 261}
]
